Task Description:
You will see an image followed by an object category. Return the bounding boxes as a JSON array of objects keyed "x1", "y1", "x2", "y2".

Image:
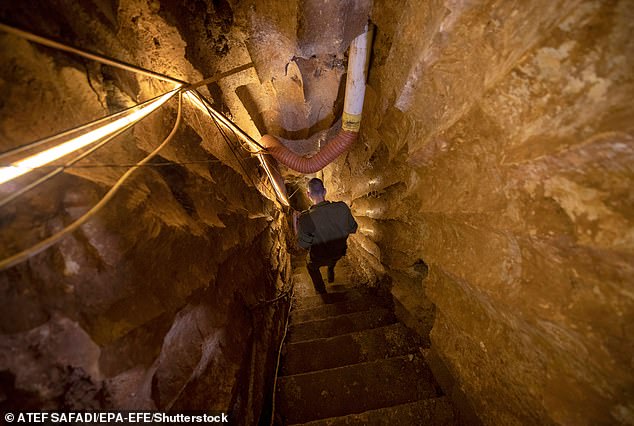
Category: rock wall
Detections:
[
  {"x1": 2, "y1": 0, "x2": 632, "y2": 424},
  {"x1": 0, "y1": 0, "x2": 293, "y2": 421},
  {"x1": 326, "y1": 0, "x2": 634, "y2": 424}
]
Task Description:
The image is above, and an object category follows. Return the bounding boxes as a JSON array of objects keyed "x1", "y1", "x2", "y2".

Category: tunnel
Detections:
[{"x1": 0, "y1": 0, "x2": 632, "y2": 425}]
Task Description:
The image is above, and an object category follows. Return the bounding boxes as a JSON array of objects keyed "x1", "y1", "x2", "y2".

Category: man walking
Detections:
[{"x1": 294, "y1": 178, "x2": 358, "y2": 293}]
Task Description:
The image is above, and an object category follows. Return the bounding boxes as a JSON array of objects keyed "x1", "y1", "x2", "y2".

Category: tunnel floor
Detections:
[{"x1": 273, "y1": 259, "x2": 455, "y2": 424}]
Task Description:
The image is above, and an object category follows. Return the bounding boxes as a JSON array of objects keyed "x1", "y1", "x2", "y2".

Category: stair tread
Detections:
[
  {"x1": 291, "y1": 294, "x2": 389, "y2": 324},
  {"x1": 287, "y1": 307, "x2": 396, "y2": 343},
  {"x1": 276, "y1": 353, "x2": 439, "y2": 424},
  {"x1": 294, "y1": 283, "x2": 359, "y2": 297},
  {"x1": 293, "y1": 288, "x2": 373, "y2": 310},
  {"x1": 282, "y1": 323, "x2": 423, "y2": 376},
  {"x1": 295, "y1": 396, "x2": 455, "y2": 426}
]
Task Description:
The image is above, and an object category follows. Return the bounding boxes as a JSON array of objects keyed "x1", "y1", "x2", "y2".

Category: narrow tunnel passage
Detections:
[
  {"x1": 275, "y1": 259, "x2": 453, "y2": 424},
  {"x1": 0, "y1": 1, "x2": 632, "y2": 425}
]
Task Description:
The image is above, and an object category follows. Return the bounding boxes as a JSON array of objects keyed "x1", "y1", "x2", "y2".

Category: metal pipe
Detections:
[{"x1": 259, "y1": 26, "x2": 372, "y2": 174}]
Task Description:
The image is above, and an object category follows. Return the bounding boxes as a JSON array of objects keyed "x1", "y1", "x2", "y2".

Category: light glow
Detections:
[
  {"x1": 0, "y1": 90, "x2": 179, "y2": 185},
  {"x1": 361, "y1": 227, "x2": 376, "y2": 236},
  {"x1": 185, "y1": 92, "x2": 290, "y2": 207}
]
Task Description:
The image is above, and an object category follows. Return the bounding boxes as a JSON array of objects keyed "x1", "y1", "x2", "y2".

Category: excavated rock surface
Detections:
[
  {"x1": 0, "y1": 0, "x2": 374, "y2": 419},
  {"x1": 0, "y1": 0, "x2": 304, "y2": 419},
  {"x1": 324, "y1": 0, "x2": 634, "y2": 425},
  {"x1": 1, "y1": 0, "x2": 632, "y2": 424}
]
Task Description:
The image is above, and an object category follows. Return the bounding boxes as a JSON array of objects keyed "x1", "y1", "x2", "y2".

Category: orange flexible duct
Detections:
[
  {"x1": 259, "y1": 26, "x2": 371, "y2": 174},
  {"x1": 260, "y1": 131, "x2": 357, "y2": 174}
]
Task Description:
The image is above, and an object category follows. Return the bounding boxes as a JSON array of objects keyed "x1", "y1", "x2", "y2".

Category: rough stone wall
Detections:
[
  {"x1": 0, "y1": 0, "x2": 292, "y2": 421},
  {"x1": 326, "y1": 0, "x2": 634, "y2": 424},
  {"x1": 2, "y1": 0, "x2": 632, "y2": 423}
]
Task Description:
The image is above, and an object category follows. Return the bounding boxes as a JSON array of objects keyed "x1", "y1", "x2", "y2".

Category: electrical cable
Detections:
[
  {"x1": 187, "y1": 93, "x2": 277, "y2": 201},
  {"x1": 190, "y1": 101, "x2": 280, "y2": 201},
  {"x1": 288, "y1": 186, "x2": 301, "y2": 200},
  {"x1": 211, "y1": 109, "x2": 255, "y2": 180},
  {"x1": 191, "y1": 90, "x2": 267, "y2": 152},
  {"x1": 192, "y1": 91, "x2": 263, "y2": 192},
  {"x1": 0, "y1": 22, "x2": 186, "y2": 86},
  {"x1": 183, "y1": 62, "x2": 254, "y2": 91},
  {"x1": 0, "y1": 88, "x2": 180, "y2": 208},
  {"x1": 191, "y1": 91, "x2": 286, "y2": 203},
  {"x1": 0, "y1": 21, "x2": 291, "y2": 263},
  {"x1": 187, "y1": 90, "x2": 289, "y2": 205},
  {"x1": 249, "y1": 284, "x2": 293, "y2": 309},
  {"x1": 216, "y1": 115, "x2": 269, "y2": 196},
  {"x1": 0, "y1": 92, "x2": 183, "y2": 271},
  {"x1": 269, "y1": 283, "x2": 295, "y2": 426},
  {"x1": 0, "y1": 122, "x2": 135, "y2": 208},
  {"x1": 0, "y1": 91, "x2": 174, "y2": 161},
  {"x1": 0, "y1": 159, "x2": 223, "y2": 169}
]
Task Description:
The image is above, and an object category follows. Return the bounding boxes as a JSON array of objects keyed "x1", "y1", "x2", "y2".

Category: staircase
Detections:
[{"x1": 273, "y1": 260, "x2": 456, "y2": 425}]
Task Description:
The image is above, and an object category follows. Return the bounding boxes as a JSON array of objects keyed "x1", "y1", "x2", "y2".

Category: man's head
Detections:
[{"x1": 307, "y1": 178, "x2": 326, "y2": 204}]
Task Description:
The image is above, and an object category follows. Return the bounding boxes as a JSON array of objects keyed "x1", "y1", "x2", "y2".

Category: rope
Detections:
[
  {"x1": 0, "y1": 93, "x2": 183, "y2": 271},
  {"x1": 0, "y1": 23, "x2": 186, "y2": 86}
]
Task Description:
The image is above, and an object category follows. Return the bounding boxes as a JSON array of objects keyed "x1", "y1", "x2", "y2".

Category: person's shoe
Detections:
[{"x1": 327, "y1": 267, "x2": 335, "y2": 283}]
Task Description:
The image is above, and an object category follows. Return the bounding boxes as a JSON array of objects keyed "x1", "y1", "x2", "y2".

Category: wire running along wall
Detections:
[{"x1": 0, "y1": 23, "x2": 288, "y2": 271}]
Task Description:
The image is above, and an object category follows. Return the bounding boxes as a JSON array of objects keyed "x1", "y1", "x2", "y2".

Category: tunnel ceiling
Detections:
[{"x1": 0, "y1": 0, "x2": 371, "y2": 190}]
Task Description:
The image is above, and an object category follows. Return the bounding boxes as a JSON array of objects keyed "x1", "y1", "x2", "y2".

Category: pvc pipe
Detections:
[
  {"x1": 260, "y1": 26, "x2": 372, "y2": 174},
  {"x1": 342, "y1": 28, "x2": 370, "y2": 133}
]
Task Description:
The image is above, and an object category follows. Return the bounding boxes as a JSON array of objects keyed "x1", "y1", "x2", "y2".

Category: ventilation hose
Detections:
[{"x1": 260, "y1": 26, "x2": 371, "y2": 174}]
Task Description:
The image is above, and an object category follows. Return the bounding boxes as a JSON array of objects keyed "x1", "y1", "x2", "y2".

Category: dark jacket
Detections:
[{"x1": 297, "y1": 201, "x2": 358, "y2": 260}]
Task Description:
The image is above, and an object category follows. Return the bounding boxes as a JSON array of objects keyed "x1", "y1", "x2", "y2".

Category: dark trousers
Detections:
[{"x1": 306, "y1": 256, "x2": 338, "y2": 293}]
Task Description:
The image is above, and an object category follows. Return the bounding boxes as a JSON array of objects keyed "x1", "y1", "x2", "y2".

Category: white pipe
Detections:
[
  {"x1": 342, "y1": 25, "x2": 371, "y2": 132},
  {"x1": 261, "y1": 25, "x2": 373, "y2": 173}
]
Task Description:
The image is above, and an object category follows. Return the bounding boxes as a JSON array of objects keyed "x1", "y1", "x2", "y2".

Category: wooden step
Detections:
[
  {"x1": 281, "y1": 323, "x2": 423, "y2": 375},
  {"x1": 298, "y1": 397, "x2": 455, "y2": 425},
  {"x1": 275, "y1": 353, "x2": 440, "y2": 424},
  {"x1": 287, "y1": 308, "x2": 396, "y2": 343}
]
